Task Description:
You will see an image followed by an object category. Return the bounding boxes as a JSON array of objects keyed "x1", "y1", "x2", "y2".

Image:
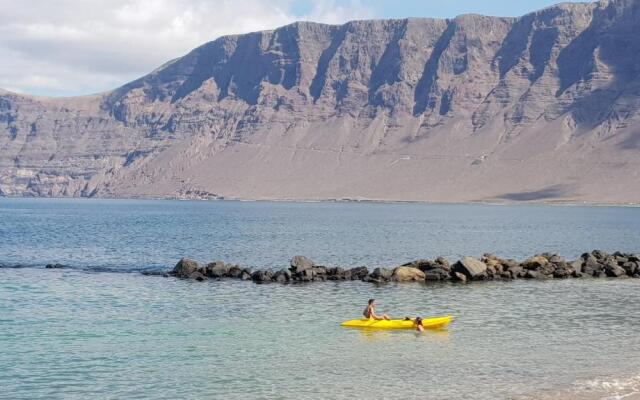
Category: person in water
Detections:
[
  {"x1": 414, "y1": 317, "x2": 424, "y2": 332},
  {"x1": 404, "y1": 316, "x2": 425, "y2": 331},
  {"x1": 363, "y1": 299, "x2": 390, "y2": 320}
]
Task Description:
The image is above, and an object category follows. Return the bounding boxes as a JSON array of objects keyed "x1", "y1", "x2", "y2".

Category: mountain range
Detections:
[{"x1": 1, "y1": 0, "x2": 639, "y2": 203}]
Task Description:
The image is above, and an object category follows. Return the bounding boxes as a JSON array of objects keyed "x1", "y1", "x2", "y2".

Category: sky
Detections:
[{"x1": 0, "y1": 0, "x2": 570, "y2": 97}]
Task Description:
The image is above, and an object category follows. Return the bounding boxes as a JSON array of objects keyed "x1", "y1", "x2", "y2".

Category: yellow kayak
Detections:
[{"x1": 341, "y1": 315, "x2": 453, "y2": 330}]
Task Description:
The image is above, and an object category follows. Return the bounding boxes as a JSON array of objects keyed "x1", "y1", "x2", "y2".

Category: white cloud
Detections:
[{"x1": 0, "y1": 0, "x2": 372, "y2": 96}]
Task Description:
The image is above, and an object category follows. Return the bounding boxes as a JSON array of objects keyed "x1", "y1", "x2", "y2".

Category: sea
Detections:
[{"x1": 1, "y1": 198, "x2": 639, "y2": 399}]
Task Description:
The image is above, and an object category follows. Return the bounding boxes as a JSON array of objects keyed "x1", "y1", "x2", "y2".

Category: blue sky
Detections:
[
  {"x1": 0, "y1": 0, "x2": 581, "y2": 97},
  {"x1": 294, "y1": 0, "x2": 563, "y2": 20}
]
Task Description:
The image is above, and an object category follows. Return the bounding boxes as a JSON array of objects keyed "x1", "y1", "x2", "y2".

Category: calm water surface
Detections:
[
  {"x1": 1, "y1": 198, "x2": 639, "y2": 269},
  {"x1": 1, "y1": 198, "x2": 639, "y2": 399}
]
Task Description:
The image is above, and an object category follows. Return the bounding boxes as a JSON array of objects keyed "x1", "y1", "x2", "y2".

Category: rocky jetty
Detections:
[{"x1": 169, "y1": 250, "x2": 640, "y2": 284}]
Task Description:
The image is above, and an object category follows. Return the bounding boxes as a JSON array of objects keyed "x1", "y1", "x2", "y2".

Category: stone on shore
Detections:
[
  {"x1": 227, "y1": 265, "x2": 250, "y2": 279},
  {"x1": 484, "y1": 257, "x2": 523, "y2": 279},
  {"x1": 552, "y1": 264, "x2": 575, "y2": 279},
  {"x1": 452, "y1": 272, "x2": 467, "y2": 283},
  {"x1": 205, "y1": 261, "x2": 229, "y2": 278},
  {"x1": 251, "y1": 270, "x2": 273, "y2": 283},
  {"x1": 403, "y1": 257, "x2": 451, "y2": 273},
  {"x1": 327, "y1": 267, "x2": 347, "y2": 280},
  {"x1": 524, "y1": 270, "x2": 542, "y2": 279},
  {"x1": 273, "y1": 269, "x2": 291, "y2": 283},
  {"x1": 313, "y1": 266, "x2": 328, "y2": 281},
  {"x1": 605, "y1": 264, "x2": 627, "y2": 278},
  {"x1": 522, "y1": 255, "x2": 556, "y2": 276},
  {"x1": 172, "y1": 258, "x2": 200, "y2": 278},
  {"x1": 45, "y1": 263, "x2": 67, "y2": 269},
  {"x1": 452, "y1": 257, "x2": 487, "y2": 280},
  {"x1": 392, "y1": 266, "x2": 426, "y2": 282},
  {"x1": 364, "y1": 267, "x2": 392, "y2": 283},
  {"x1": 189, "y1": 271, "x2": 207, "y2": 281},
  {"x1": 435, "y1": 257, "x2": 451, "y2": 269},
  {"x1": 424, "y1": 267, "x2": 451, "y2": 281},
  {"x1": 290, "y1": 256, "x2": 315, "y2": 273},
  {"x1": 622, "y1": 261, "x2": 638, "y2": 276},
  {"x1": 165, "y1": 249, "x2": 639, "y2": 285},
  {"x1": 348, "y1": 266, "x2": 369, "y2": 280}
]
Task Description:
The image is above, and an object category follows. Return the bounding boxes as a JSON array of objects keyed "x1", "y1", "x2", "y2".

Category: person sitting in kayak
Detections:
[{"x1": 363, "y1": 299, "x2": 390, "y2": 320}]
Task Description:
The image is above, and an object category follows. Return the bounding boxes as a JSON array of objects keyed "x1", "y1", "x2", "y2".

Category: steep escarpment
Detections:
[{"x1": 1, "y1": 0, "x2": 639, "y2": 202}]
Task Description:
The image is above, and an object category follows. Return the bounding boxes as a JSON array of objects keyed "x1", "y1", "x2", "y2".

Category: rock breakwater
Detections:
[{"x1": 169, "y1": 250, "x2": 640, "y2": 284}]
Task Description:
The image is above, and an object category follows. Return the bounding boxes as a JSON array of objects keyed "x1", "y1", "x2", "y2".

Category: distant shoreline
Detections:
[{"x1": 1, "y1": 194, "x2": 639, "y2": 208}]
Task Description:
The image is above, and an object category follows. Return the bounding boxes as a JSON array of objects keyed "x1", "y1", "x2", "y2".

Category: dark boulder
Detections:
[
  {"x1": 604, "y1": 264, "x2": 627, "y2": 278},
  {"x1": 251, "y1": 270, "x2": 273, "y2": 283},
  {"x1": 402, "y1": 259, "x2": 428, "y2": 270},
  {"x1": 141, "y1": 269, "x2": 167, "y2": 276},
  {"x1": 364, "y1": 267, "x2": 393, "y2": 283},
  {"x1": 348, "y1": 266, "x2": 369, "y2": 280},
  {"x1": 582, "y1": 254, "x2": 604, "y2": 277},
  {"x1": 614, "y1": 255, "x2": 629, "y2": 266},
  {"x1": 294, "y1": 268, "x2": 315, "y2": 282},
  {"x1": 553, "y1": 265, "x2": 574, "y2": 279},
  {"x1": 188, "y1": 271, "x2": 207, "y2": 281},
  {"x1": 524, "y1": 270, "x2": 542, "y2": 279},
  {"x1": 205, "y1": 261, "x2": 229, "y2": 278},
  {"x1": 452, "y1": 257, "x2": 488, "y2": 280},
  {"x1": 500, "y1": 271, "x2": 513, "y2": 279},
  {"x1": 424, "y1": 267, "x2": 451, "y2": 281},
  {"x1": 290, "y1": 265, "x2": 327, "y2": 282},
  {"x1": 172, "y1": 258, "x2": 201, "y2": 278},
  {"x1": 327, "y1": 267, "x2": 348, "y2": 280},
  {"x1": 227, "y1": 265, "x2": 248, "y2": 278},
  {"x1": 402, "y1": 259, "x2": 448, "y2": 273},
  {"x1": 373, "y1": 267, "x2": 393, "y2": 280},
  {"x1": 505, "y1": 264, "x2": 525, "y2": 279},
  {"x1": 622, "y1": 261, "x2": 638, "y2": 276},
  {"x1": 273, "y1": 269, "x2": 291, "y2": 283},
  {"x1": 45, "y1": 263, "x2": 67, "y2": 269}
]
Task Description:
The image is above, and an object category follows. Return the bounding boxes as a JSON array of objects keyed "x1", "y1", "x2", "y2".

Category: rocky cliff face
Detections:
[{"x1": 1, "y1": 0, "x2": 639, "y2": 203}]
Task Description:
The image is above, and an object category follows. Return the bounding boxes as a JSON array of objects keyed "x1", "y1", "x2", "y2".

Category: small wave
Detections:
[
  {"x1": 574, "y1": 374, "x2": 640, "y2": 400},
  {"x1": 0, "y1": 262, "x2": 170, "y2": 275},
  {"x1": 515, "y1": 373, "x2": 640, "y2": 400}
]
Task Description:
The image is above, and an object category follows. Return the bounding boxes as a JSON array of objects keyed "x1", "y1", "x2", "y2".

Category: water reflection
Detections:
[{"x1": 352, "y1": 328, "x2": 451, "y2": 343}]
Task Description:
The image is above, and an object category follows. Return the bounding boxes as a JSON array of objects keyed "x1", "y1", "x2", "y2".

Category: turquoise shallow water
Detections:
[
  {"x1": 2, "y1": 269, "x2": 639, "y2": 399},
  {"x1": 1, "y1": 198, "x2": 639, "y2": 399}
]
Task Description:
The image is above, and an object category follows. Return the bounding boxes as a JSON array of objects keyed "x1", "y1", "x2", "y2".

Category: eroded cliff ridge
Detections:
[{"x1": 1, "y1": 0, "x2": 639, "y2": 202}]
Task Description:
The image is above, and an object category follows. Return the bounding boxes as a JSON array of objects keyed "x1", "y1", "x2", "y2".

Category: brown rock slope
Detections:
[{"x1": 1, "y1": 0, "x2": 639, "y2": 203}]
